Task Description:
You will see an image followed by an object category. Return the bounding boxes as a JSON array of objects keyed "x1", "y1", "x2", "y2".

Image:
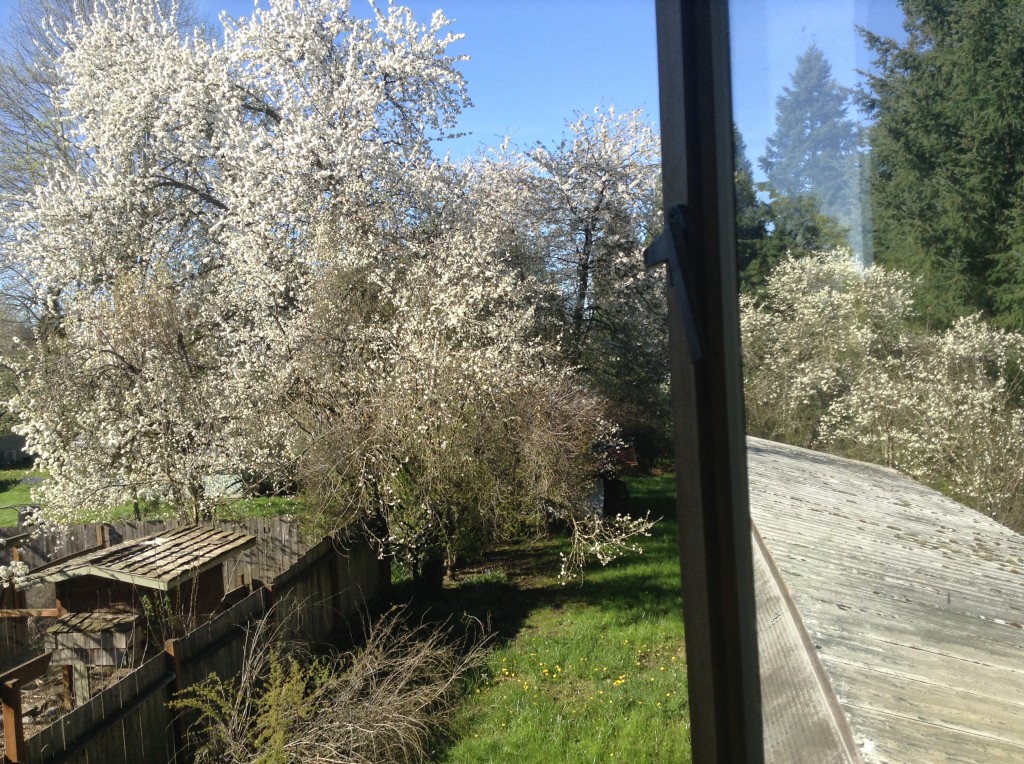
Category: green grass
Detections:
[
  {"x1": 0, "y1": 466, "x2": 307, "y2": 525},
  {"x1": 0, "y1": 465, "x2": 42, "y2": 525},
  {"x1": 433, "y1": 475, "x2": 690, "y2": 763},
  {"x1": 214, "y1": 495, "x2": 307, "y2": 520}
]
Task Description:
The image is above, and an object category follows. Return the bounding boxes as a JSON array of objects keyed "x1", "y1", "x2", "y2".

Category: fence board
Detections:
[
  {"x1": 15, "y1": 531, "x2": 383, "y2": 764},
  {"x1": 25, "y1": 653, "x2": 173, "y2": 764},
  {"x1": 172, "y1": 588, "x2": 266, "y2": 667}
]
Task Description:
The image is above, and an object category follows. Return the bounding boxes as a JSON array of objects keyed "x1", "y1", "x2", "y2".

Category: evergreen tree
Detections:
[
  {"x1": 759, "y1": 45, "x2": 864, "y2": 262},
  {"x1": 862, "y1": 0, "x2": 1024, "y2": 328},
  {"x1": 734, "y1": 125, "x2": 771, "y2": 290}
]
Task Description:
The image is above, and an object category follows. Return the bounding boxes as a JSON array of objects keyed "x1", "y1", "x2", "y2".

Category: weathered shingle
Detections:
[{"x1": 20, "y1": 524, "x2": 255, "y2": 592}]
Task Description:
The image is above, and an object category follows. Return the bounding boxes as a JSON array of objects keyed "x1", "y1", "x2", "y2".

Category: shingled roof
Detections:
[{"x1": 19, "y1": 525, "x2": 255, "y2": 592}]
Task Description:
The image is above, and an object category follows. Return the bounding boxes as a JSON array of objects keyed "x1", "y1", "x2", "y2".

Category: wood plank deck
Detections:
[
  {"x1": 754, "y1": 525, "x2": 859, "y2": 763},
  {"x1": 749, "y1": 437, "x2": 1024, "y2": 763}
]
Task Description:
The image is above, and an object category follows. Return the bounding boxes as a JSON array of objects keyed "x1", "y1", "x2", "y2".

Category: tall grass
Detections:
[{"x1": 437, "y1": 475, "x2": 690, "y2": 763}]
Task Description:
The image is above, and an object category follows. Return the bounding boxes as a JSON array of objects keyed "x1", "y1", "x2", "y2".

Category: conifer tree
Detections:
[
  {"x1": 759, "y1": 45, "x2": 864, "y2": 262},
  {"x1": 734, "y1": 125, "x2": 771, "y2": 290},
  {"x1": 863, "y1": 0, "x2": 1024, "y2": 328}
]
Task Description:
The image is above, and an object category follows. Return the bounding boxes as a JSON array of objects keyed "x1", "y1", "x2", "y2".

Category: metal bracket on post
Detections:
[{"x1": 644, "y1": 203, "x2": 704, "y2": 363}]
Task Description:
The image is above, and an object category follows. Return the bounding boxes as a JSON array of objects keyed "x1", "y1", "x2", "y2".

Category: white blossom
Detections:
[
  {"x1": 10, "y1": 0, "x2": 468, "y2": 525},
  {"x1": 744, "y1": 250, "x2": 1024, "y2": 529}
]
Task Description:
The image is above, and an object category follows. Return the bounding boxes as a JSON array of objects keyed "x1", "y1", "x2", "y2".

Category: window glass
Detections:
[{"x1": 734, "y1": 2, "x2": 1024, "y2": 759}]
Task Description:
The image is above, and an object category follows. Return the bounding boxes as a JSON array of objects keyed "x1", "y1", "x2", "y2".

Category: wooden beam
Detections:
[
  {"x1": 1, "y1": 680, "x2": 25, "y2": 763},
  {"x1": 0, "y1": 652, "x2": 52, "y2": 764},
  {"x1": 0, "y1": 651, "x2": 52, "y2": 688}
]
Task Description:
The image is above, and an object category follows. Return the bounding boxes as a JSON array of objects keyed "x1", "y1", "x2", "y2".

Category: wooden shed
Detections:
[
  {"x1": 17, "y1": 525, "x2": 255, "y2": 705},
  {"x1": 21, "y1": 524, "x2": 256, "y2": 618}
]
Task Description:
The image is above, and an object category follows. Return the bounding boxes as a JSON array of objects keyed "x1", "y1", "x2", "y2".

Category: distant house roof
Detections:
[
  {"x1": 20, "y1": 525, "x2": 255, "y2": 592},
  {"x1": 750, "y1": 437, "x2": 1024, "y2": 762}
]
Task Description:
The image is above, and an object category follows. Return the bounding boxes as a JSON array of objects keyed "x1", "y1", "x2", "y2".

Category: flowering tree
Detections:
[
  {"x1": 7, "y1": 0, "x2": 655, "y2": 580},
  {"x1": 740, "y1": 250, "x2": 916, "y2": 448},
  {"x1": 743, "y1": 250, "x2": 1024, "y2": 530},
  {"x1": 467, "y1": 108, "x2": 669, "y2": 462},
  {"x1": 526, "y1": 107, "x2": 662, "y2": 361},
  {"x1": 290, "y1": 204, "x2": 652, "y2": 587},
  {"x1": 0, "y1": 1, "x2": 203, "y2": 427},
  {"x1": 825, "y1": 315, "x2": 1024, "y2": 527},
  {"x1": 9, "y1": 0, "x2": 469, "y2": 525},
  {"x1": 0, "y1": 0, "x2": 201, "y2": 198}
]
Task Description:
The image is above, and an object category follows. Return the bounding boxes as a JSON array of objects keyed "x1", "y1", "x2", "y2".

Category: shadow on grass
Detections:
[
  {"x1": 0, "y1": 465, "x2": 35, "y2": 494},
  {"x1": 398, "y1": 509, "x2": 682, "y2": 649}
]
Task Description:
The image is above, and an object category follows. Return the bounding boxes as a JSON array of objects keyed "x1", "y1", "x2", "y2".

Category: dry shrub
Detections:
[{"x1": 175, "y1": 607, "x2": 489, "y2": 764}]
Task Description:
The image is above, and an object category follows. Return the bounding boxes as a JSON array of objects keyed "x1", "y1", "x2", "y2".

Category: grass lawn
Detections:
[
  {"x1": 0, "y1": 464, "x2": 41, "y2": 526},
  {"x1": 431, "y1": 475, "x2": 690, "y2": 763},
  {"x1": 215, "y1": 495, "x2": 307, "y2": 520},
  {"x1": 0, "y1": 466, "x2": 304, "y2": 526}
]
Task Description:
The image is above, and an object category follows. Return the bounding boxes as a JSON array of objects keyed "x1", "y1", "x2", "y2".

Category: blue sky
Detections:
[
  {"x1": 191, "y1": 0, "x2": 906, "y2": 173},
  {"x1": 191, "y1": 0, "x2": 662, "y2": 160},
  {"x1": 0, "y1": 0, "x2": 908, "y2": 174},
  {"x1": 731, "y1": 0, "x2": 906, "y2": 170}
]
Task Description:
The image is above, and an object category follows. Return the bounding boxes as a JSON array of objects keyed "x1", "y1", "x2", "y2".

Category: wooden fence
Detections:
[{"x1": 3, "y1": 530, "x2": 388, "y2": 764}]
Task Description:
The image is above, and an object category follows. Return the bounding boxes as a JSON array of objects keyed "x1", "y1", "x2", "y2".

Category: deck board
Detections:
[
  {"x1": 754, "y1": 528, "x2": 858, "y2": 763},
  {"x1": 749, "y1": 437, "x2": 1024, "y2": 762}
]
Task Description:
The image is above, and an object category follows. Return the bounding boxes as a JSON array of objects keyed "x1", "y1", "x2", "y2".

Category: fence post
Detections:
[
  {"x1": 0, "y1": 652, "x2": 51, "y2": 764},
  {"x1": 165, "y1": 637, "x2": 187, "y2": 760},
  {"x1": 330, "y1": 538, "x2": 343, "y2": 636}
]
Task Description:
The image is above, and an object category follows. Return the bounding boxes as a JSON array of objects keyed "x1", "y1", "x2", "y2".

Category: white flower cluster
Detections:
[
  {"x1": 559, "y1": 511, "x2": 656, "y2": 583},
  {"x1": 6, "y1": 1, "x2": 655, "y2": 579},
  {"x1": 289, "y1": 228, "x2": 628, "y2": 577},
  {"x1": 0, "y1": 561, "x2": 29, "y2": 589},
  {"x1": 9, "y1": 0, "x2": 469, "y2": 526},
  {"x1": 743, "y1": 250, "x2": 1024, "y2": 529}
]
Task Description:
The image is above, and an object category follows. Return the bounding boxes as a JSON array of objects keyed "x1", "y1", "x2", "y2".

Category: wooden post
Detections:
[
  {"x1": 61, "y1": 662, "x2": 90, "y2": 709},
  {"x1": 72, "y1": 663, "x2": 89, "y2": 707},
  {"x1": 330, "y1": 538, "x2": 343, "y2": 637},
  {"x1": 0, "y1": 652, "x2": 52, "y2": 764},
  {"x1": 61, "y1": 664, "x2": 73, "y2": 711},
  {"x1": 1, "y1": 680, "x2": 25, "y2": 763},
  {"x1": 9, "y1": 548, "x2": 25, "y2": 611},
  {"x1": 165, "y1": 637, "x2": 188, "y2": 760}
]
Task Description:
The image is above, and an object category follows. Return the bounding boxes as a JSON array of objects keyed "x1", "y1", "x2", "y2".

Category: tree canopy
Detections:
[
  {"x1": 760, "y1": 45, "x2": 865, "y2": 262},
  {"x1": 761, "y1": 46, "x2": 859, "y2": 204},
  {"x1": 737, "y1": 47, "x2": 864, "y2": 292},
  {"x1": 4, "y1": 0, "x2": 657, "y2": 582},
  {"x1": 862, "y1": 0, "x2": 1024, "y2": 328}
]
